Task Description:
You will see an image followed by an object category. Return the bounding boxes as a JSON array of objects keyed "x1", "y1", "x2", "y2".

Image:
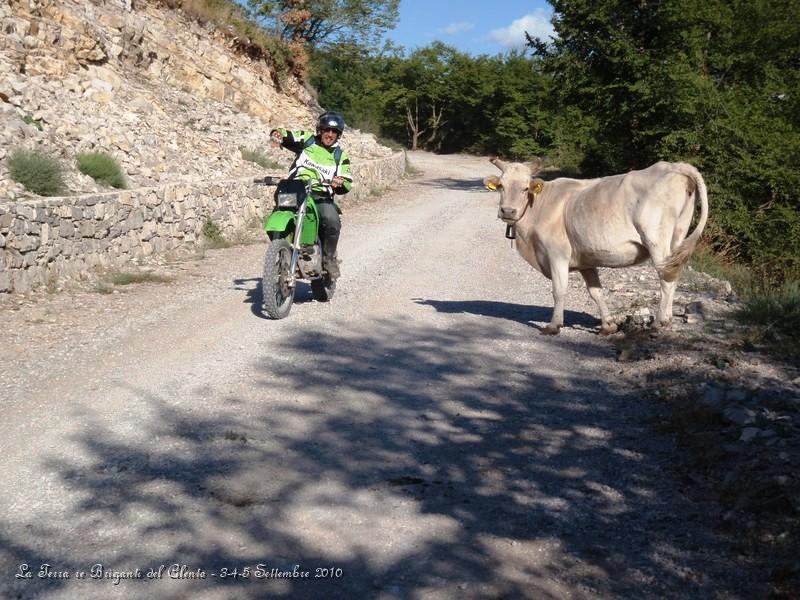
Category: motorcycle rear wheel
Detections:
[
  {"x1": 262, "y1": 238, "x2": 295, "y2": 319},
  {"x1": 310, "y1": 275, "x2": 336, "y2": 302}
]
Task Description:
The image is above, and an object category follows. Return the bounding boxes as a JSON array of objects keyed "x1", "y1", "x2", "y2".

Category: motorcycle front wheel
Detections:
[{"x1": 262, "y1": 238, "x2": 295, "y2": 319}]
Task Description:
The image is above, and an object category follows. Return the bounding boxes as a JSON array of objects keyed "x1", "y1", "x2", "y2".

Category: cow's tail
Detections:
[{"x1": 660, "y1": 163, "x2": 709, "y2": 282}]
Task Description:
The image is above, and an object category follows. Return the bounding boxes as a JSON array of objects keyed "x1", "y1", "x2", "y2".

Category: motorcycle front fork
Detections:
[{"x1": 286, "y1": 201, "x2": 307, "y2": 288}]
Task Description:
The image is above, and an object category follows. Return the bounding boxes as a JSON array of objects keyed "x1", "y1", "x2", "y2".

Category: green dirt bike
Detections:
[{"x1": 255, "y1": 175, "x2": 336, "y2": 319}]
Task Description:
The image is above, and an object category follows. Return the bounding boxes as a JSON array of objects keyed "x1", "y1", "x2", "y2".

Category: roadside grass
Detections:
[
  {"x1": 689, "y1": 245, "x2": 751, "y2": 294},
  {"x1": 76, "y1": 151, "x2": 128, "y2": 189},
  {"x1": 202, "y1": 218, "x2": 231, "y2": 249},
  {"x1": 735, "y1": 280, "x2": 800, "y2": 357},
  {"x1": 93, "y1": 270, "x2": 174, "y2": 294},
  {"x1": 690, "y1": 245, "x2": 800, "y2": 358},
  {"x1": 109, "y1": 272, "x2": 174, "y2": 286},
  {"x1": 8, "y1": 148, "x2": 66, "y2": 196}
]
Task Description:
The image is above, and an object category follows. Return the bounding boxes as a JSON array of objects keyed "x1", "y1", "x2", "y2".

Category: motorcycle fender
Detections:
[{"x1": 264, "y1": 210, "x2": 295, "y2": 235}]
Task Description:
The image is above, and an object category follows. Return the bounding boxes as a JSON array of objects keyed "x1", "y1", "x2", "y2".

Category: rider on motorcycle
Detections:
[{"x1": 269, "y1": 111, "x2": 353, "y2": 279}]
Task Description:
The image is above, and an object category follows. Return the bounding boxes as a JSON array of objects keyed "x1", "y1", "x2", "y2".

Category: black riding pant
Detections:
[{"x1": 316, "y1": 199, "x2": 341, "y2": 258}]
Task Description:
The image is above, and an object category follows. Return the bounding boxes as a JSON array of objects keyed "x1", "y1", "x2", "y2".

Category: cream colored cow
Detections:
[{"x1": 484, "y1": 158, "x2": 708, "y2": 335}]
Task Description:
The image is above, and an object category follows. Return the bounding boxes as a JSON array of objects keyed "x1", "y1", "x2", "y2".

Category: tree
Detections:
[
  {"x1": 309, "y1": 41, "x2": 401, "y2": 132},
  {"x1": 246, "y1": 0, "x2": 399, "y2": 48}
]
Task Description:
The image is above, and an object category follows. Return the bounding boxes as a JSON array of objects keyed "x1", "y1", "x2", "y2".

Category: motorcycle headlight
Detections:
[{"x1": 276, "y1": 192, "x2": 298, "y2": 208}]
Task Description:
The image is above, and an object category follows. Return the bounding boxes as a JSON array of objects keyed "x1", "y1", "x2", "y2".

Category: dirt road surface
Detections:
[{"x1": 0, "y1": 152, "x2": 759, "y2": 599}]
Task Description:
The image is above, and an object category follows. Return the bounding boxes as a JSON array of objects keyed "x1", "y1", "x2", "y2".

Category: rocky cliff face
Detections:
[{"x1": 0, "y1": 0, "x2": 394, "y2": 199}]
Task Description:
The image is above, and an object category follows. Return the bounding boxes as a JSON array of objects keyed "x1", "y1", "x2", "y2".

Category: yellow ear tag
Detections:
[
  {"x1": 486, "y1": 181, "x2": 497, "y2": 191},
  {"x1": 532, "y1": 181, "x2": 544, "y2": 195}
]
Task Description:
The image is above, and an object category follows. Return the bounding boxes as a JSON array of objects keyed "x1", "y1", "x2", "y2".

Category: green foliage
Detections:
[
  {"x1": 309, "y1": 41, "x2": 395, "y2": 133},
  {"x1": 202, "y1": 218, "x2": 230, "y2": 248},
  {"x1": 311, "y1": 43, "x2": 554, "y2": 158},
  {"x1": 22, "y1": 114, "x2": 43, "y2": 131},
  {"x1": 240, "y1": 147, "x2": 282, "y2": 170},
  {"x1": 76, "y1": 152, "x2": 128, "y2": 189},
  {"x1": 689, "y1": 244, "x2": 753, "y2": 295},
  {"x1": 738, "y1": 280, "x2": 800, "y2": 327},
  {"x1": 109, "y1": 271, "x2": 174, "y2": 286},
  {"x1": 736, "y1": 280, "x2": 800, "y2": 358},
  {"x1": 8, "y1": 148, "x2": 66, "y2": 197}
]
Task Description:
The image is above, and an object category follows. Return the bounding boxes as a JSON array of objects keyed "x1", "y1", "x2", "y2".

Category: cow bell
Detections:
[{"x1": 505, "y1": 224, "x2": 516, "y2": 240}]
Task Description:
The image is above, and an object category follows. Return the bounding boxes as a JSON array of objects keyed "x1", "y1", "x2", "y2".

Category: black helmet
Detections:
[{"x1": 316, "y1": 111, "x2": 345, "y2": 135}]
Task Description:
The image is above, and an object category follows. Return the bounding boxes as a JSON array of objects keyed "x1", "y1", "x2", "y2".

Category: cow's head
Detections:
[{"x1": 484, "y1": 157, "x2": 545, "y2": 223}]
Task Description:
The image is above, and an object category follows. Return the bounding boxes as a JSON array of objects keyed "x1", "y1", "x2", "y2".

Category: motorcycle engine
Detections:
[{"x1": 298, "y1": 244, "x2": 323, "y2": 278}]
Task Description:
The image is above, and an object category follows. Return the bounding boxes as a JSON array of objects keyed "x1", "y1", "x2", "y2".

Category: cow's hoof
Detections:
[
  {"x1": 541, "y1": 325, "x2": 561, "y2": 335},
  {"x1": 600, "y1": 323, "x2": 618, "y2": 335}
]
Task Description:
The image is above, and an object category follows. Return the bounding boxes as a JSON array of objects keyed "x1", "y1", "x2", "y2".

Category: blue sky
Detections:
[{"x1": 383, "y1": 0, "x2": 555, "y2": 56}]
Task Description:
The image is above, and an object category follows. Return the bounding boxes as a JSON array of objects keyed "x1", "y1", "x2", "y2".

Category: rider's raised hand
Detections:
[
  {"x1": 270, "y1": 131, "x2": 283, "y2": 147},
  {"x1": 331, "y1": 176, "x2": 344, "y2": 189}
]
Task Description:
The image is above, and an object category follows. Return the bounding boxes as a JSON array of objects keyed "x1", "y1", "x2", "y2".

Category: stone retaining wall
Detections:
[{"x1": 0, "y1": 151, "x2": 405, "y2": 293}]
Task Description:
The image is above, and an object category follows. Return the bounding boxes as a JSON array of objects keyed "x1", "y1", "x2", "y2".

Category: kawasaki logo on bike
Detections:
[{"x1": 296, "y1": 153, "x2": 337, "y2": 181}]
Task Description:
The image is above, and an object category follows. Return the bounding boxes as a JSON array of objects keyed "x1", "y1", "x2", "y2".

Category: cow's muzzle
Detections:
[{"x1": 498, "y1": 206, "x2": 517, "y2": 221}]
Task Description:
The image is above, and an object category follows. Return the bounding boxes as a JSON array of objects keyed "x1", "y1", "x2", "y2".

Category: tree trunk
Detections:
[
  {"x1": 423, "y1": 102, "x2": 446, "y2": 150},
  {"x1": 406, "y1": 100, "x2": 427, "y2": 151}
]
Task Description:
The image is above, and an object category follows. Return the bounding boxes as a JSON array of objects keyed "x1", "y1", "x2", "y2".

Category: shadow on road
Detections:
[
  {"x1": 416, "y1": 177, "x2": 488, "y2": 193},
  {"x1": 414, "y1": 298, "x2": 600, "y2": 333},
  {"x1": 0, "y1": 317, "x2": 757, "y2": 599}
]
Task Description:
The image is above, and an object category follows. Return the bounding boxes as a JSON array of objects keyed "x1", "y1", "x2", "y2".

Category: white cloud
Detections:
[
  {"x1": 487, "y1": 10, "x2": 555, "y2": 49},
  {"x1": 438, "y1": 21, "x2": 474, "y2": 36}
]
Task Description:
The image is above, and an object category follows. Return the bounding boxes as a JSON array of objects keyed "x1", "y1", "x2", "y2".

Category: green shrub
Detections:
[
  {"x1": 689, "y1": 244, "x2": 754, "y2": 295},
  {"x1": 76, "y1": 152, "x2": 128, "y2": 189},
  {"x1": 737, "y1": 280, "x2": 800, "y2": 329},
  {"x1": 109, "y1": 271, "x2": 174, "y2": 286},
  {"x1": 735, "y1": 280, "x2": 800, "y2": 358},
  {"x1": 22, "y1": 114, "x2": 43, "y2": 131},
  {"x1": 202, "y1": 218, "x2": 230, "y2": 248},
  {"x1": 240, "y1": 147, "x2": 282, "y2": 170},
  {"x1": 8, "y1": 148, "x2": 66, "y2": 196}
]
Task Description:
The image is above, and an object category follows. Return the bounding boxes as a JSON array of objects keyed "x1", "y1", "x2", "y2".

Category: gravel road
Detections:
[{"x1": 0, "y1": 152, "x2": 760, "y2": 599}]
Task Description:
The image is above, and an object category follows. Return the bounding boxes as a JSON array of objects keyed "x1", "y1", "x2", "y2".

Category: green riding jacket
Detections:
[{"x1": 270, "y1": 128, "x2": 353, "y2": 199}]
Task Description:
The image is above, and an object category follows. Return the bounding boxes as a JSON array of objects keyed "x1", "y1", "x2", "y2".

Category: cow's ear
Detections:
[
  {"x1": 529, "y1": 178, "x2": 545, "y2": 195},
  {"x1": 484, "y1": 175, "x2": 502, "y2": 191},
  {"x1": 526, "y1": 157, "x2": 544, "y2": 175}
]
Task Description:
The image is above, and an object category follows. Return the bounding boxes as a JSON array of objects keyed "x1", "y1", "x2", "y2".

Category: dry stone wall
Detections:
[{"x1": 0, "y1": 152, "x2": 405, "y2": 293}]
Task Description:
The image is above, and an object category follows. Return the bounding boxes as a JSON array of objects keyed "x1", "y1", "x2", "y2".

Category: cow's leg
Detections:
[
  {"x1": 656, "y1": 277, "x2": 678, "y2": 328},
  {"x1": 647, "y1": 240, "x2": 677, "y2": 329},
  {"x1": 580, "y1": 268, "x2": 617, "y2": 335},
  {"x1": 543, "y1": 262, "x2": 568, "y2": 335}
]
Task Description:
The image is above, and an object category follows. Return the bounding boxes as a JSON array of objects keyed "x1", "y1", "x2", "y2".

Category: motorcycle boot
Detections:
[{"x1": 323, "y1": 254, "x2": 340, "y2": 279}]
